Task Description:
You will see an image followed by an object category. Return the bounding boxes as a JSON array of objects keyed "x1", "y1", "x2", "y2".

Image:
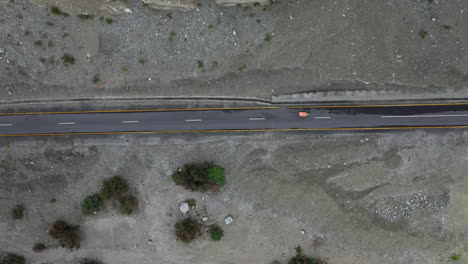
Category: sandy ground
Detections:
[
  {"x1": 0, "y1": 0, "x2": 468, "y2": 100},
  {"x1": 0, "y1": 131, "x2": 467, "y2": 264}
]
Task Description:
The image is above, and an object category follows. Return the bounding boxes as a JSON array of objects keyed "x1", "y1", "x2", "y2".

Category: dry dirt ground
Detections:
[
  {"x1": 1, "y1": 0, "x2": 468, "y2": 100},
  {"x1": 0, "y1": 131, "x2": 467, "y2": 264}
]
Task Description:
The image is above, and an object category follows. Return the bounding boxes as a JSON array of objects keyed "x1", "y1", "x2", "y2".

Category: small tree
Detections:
[
  {"x1": 82, "y1": 194, "x2": 104, "y2": 215},
  {"x1": 172, "y1": 161, "x2": 225, "y2": 192},
  {"x1": 48, "y1": 220, "x2": 80, "y2": 250},
  {"x1": 100, "y1": 176, "x2": 129, "y2": 200},
  {"x1": 175, "y1": 218, "x2": 201, "y2": 243},
  {"x1": 208, "y1": 225, "x2": 224, "y2": 241},
  {"x1": 119, "y1": 194, "x2": 137, "y2": 215}
]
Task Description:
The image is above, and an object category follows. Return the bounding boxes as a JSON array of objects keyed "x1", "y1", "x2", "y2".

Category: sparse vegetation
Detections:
[
  {"x1": 186, "y1": 199, "x2": 196, "y2": 208},
  {"x1": 239, "y1": 64, "x2": 247, "y2": 71},
  {"x1": 172, "y1": 161, "x2": 226, "y2": 192},
  {"x1": 92, "y1": 74, "x2": 100, "y2": 84},
  {"x1": 77, "y1": 14, "x2": 94, "y2": 20},
  {"x1": 100, "y1": 176, "x2": 129, "y2": 199},
  {"x1": 119, "y1": 194, "x2": 137, "y2": 215},
  {"x1": 197, "y1": 60, "x2": 204, "y2": 69},
  {"x1": 61, "y1": 53, "x2": 75, "y2": 66},
  {"x1": 175, "y1": 217, "x2": 201, "y2": 243},
  {"x1": 443, "y1": 25, "x2": 452, "y2": 30},
  {"x1": 138, "y1": 58, "x2": 146, "y2": 65},
  {"x1": 80, "y1": 259, "x2": 103, "y2": 264},
  {"x1": 207, "y1": 24, "x2": 214, "y2": 29},
  {"x1": 450, "y1": 254, "x2": 461, "y2": 261},
  {"x1": 81, "y1": 194, "x2": 103, "y2": 215},
  {"x1": 169, "y1": 31, "x2": 176, "y2": 43},
  {"x1": 1, "y1": 253, "x2": 25, "y2": 264},
  {"x1": 208, "y1": 225, "x2": 224, "y2": 241},
  {"x1": 212, "y1": 60, "x2": 218, "y2": 67},
  {"x1": 32, "y1": 243, "x2": 47, "y2": 252},
  {"x1": 51, "y1": 6, "x2": 69, "y2": 17},
  {"x1": 105, "y1": 18, "x2": 114, "y2": 24},
  {"x1": 264, "y1": 33, "x2": 273, "y2": 42},
  {"x1": 33, "y1": 40, "x2": 43, "y2": 47},
  {"x1": 288, "y1": 246, "x2": 327, "y2": 264},
  {"x1": 11, "y1": 204, "x2": 25, "y2": 220},
  {"x1": 419, "y1": 29, "x2": 428, "y2": 39},
  {"x1": 48, "y1": 220, "x2": 80, "y2": 250}
]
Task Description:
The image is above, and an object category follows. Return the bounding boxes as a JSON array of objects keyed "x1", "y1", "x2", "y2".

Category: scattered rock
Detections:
[
  {"x1": 224, "y1": 215, "x2": 234, "y2": 225},
  {"x1": 147, "y1": 239, "x2": 153, "y2": 244},
  {"x1": 179, "y1": 202, "x2": 190, "y2": 214}
]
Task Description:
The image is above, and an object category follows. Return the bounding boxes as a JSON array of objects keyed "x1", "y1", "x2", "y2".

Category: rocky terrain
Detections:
[
  {"x1": 0, "y1": 0, "x2": 467, "y2": 101},
  {"x1": 0, "y1": 131, "x2": 467, "y2": 263}
]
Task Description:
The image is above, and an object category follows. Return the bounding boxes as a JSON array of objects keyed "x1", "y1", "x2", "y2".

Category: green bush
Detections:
[
  {"x1": 32, "y1": 243, "x2": 47, "y2": 252},
  {"x1": 288, "y1": 247, "x2": 327, "y2": 264},
  {"x1": 61, "y1": 53, "x2": 75, "y2": 66},
  {"x1": 208, "y1": 166, "x2": 225, "y2": 186},
  {"x1": 100, "y1": 176, "x2": 129, "y2": 199},
  {"x1": 82, "y1": 194, "x2": 104, "y2": 215},
  {"x1": 1, "y1": 253, "x2": 25, "y2": 264},
  {"x1": 450, "y1": 254, "x2": 461, "y2": 261},
  {"x1": 172, "y1": 161, "x2": 225, "y2": 192},
  {"x1": 11, "y1": 204, "x2": 24, "y2": 220},
  {"x1": 119, "y1": 194, "x2": 137, "y2": 215},
  {"x1": 208, "y1": 225, "x2": 224, "y2": 241},
  {"x1": 48, "y1": 220, "x2": 80, "y2": 250},
  {"x1": 175, "y1": 218, "x2": 201, "y2": 243}
]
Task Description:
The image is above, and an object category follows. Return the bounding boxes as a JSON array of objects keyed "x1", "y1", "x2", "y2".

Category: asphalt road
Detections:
[{"x1": 1, "y1": 103, "x2": 468, "y2": 136}]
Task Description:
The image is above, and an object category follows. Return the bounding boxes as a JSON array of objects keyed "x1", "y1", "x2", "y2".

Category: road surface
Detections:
[{"x1": 1, "y1": 102, "x2": 468, "y2": 136}]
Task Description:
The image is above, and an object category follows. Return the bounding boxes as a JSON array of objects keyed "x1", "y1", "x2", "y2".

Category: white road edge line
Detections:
[
  {"x1": 314, "y1": 116, "x2": 331, "y2": 119},
  {"x1": 381, "y1": 114, "x2": 468, "y2": 118},
  {"x1": 185, "y1": 119, "x2": 203, "y2": 122},
  {"x1": 249, "y1": 117, "x2": 266, "y2": 121},
  {"x1": 0, "y1": 124, "x2": 12, "y2": 127},
  {"x1": 58, "y1": 122, "x2": 76, "y2": 125},
  {"x1": 122, "y1": 120, "x2": 140, "y2": 123}
]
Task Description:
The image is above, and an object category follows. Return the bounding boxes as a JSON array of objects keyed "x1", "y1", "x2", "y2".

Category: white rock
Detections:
[
  {"x1": 124, "y1": 8, "x2": 132, "y2": 13},
  {"x1": 202, "y1": 217, "x2": 209, "y2": 222},
  {"x1": 233, "y1": 30, "x2": 237, "y2": 36},
  {"x1": 0, "y1": 48, "x2": 4, "y2": 54},
  {"x1": 179, "y1": 202, "x2": 190, "y2": 214},
  {"x1": 224, "y1": 215, "x2": 234, "y2": 225},
  {"x1": 300, "y1": 229, "x2": 305, "y2": 235}
]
